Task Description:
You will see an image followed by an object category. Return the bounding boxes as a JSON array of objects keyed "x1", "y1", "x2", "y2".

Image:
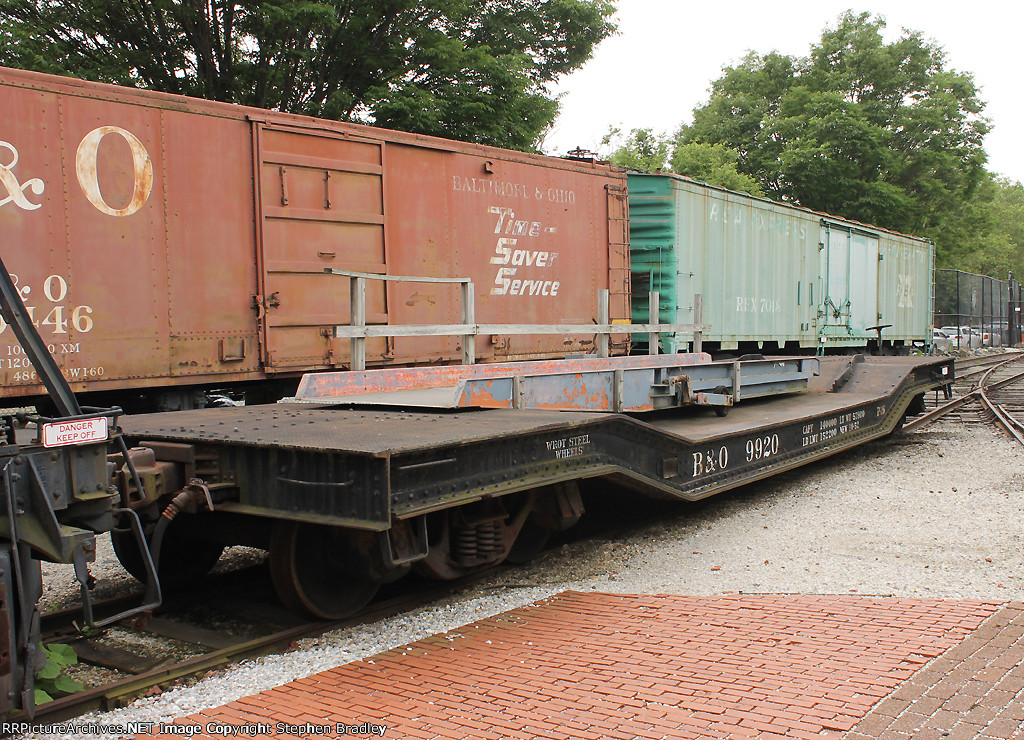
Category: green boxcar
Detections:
[{"x1": 628, "y1": 173, "x2": 934, "y2": 354}]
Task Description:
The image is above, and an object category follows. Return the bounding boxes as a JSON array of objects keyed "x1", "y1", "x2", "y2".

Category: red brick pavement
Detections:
[{"x1": 140, "y1": 592, "x2": 1006, "y2": 740}]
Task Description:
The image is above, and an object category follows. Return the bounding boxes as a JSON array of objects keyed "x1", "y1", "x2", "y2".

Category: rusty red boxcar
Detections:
[{"x1": 0, "y1": 66, "x2": 629, "y2": 410}]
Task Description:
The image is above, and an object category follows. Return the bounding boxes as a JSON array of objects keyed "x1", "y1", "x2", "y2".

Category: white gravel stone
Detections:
[{"x1": 18, "y1": 416, "x2": 1024, "y2": 739}]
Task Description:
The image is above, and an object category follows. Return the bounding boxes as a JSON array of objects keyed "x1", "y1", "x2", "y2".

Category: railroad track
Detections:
[{"x1": 907, "y1": 351, "x2": 1024, "y2": 438}]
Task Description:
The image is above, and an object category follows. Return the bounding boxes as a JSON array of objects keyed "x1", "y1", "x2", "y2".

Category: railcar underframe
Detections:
[{"x1": 116, "y1": 354, "x2": 952, "y2": 619}]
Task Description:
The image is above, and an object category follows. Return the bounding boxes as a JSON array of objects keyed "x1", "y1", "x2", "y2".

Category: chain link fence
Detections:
[{"x1": 934, "y1": 268, "x2": 1023, "y2": 348}]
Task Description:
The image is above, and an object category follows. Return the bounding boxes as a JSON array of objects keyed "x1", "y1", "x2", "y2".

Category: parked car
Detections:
[
  {"x1": 931, "y1": 328, "x2": 953, "y2": 352},
  {"x1": 939, "y1": 326, "x2": 965, "y2": 349},
  {"x1": 938, "y1": 326, "x2": 982, "y2": 350}
]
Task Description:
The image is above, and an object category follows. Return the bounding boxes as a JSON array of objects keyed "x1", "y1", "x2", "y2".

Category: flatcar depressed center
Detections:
[{"x1": 113, "y1": 353, "x2": 952, "y2": 620}]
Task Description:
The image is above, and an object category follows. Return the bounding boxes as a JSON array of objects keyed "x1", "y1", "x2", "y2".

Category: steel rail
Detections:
[
  {"x1": 24, "y1": 583, "x2": 455, "y2": 722},
  {"x1": 996, "y1": 403, "x2": 1024, "y2": 438},
  {"x1": 955, "y1": 354, "x2": 1024, "y2": 380},
  {"x1": 904, "y1": 355, "x2": 1024, "y2": 432},
  {"x1": 979, "y1": 399, "x2": 1024, "y2": 445},
  {"x1": 903, "y1": 390, "x2": 980, "y2": 432},
  {"x1": 957, "y1": 354, "x2": 1023, "y2": 370},
  {"x1": 978, "y1": 361, "x2": 1024, "y2": 446},
  {"x1": 905, "y1": 354, "x2": 1024, "y2": 433}
]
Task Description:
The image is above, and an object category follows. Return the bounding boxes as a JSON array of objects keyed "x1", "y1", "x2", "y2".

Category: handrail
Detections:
[{"x1": 324, "y1": 269, "x2": 707, "y2": 370}]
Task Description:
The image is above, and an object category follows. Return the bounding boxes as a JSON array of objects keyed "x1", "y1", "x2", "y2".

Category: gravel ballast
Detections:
[{"x1": 20, "y1": 417, "x2": 1024, "y2": 739}]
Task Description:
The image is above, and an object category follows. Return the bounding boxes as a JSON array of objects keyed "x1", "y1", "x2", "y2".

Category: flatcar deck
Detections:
[
  {"x1": 119, "y1": 355, "x2": 952, "y2": 529},
  {"x1": 122, "y1": 357, "x2": 925, "y2": 452},
  {"x1": 122, "y1": 404, "x2": 608, "y2": 455},
  {"x1": 651, "y1": 354, "x2": 939, "y2": 439}
]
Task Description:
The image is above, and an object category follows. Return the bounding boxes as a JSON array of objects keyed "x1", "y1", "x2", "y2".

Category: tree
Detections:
[
  {"x1": 0, "y1": 0, "x2": 615, "y2": 151},
  {"x1": 946, "y1": 178, "x2": 1024, "y2": 278},
  {"x1": 991, "y1": 180, "x2": 1024, "y2": 275},
  {"x1": 683, "y1": 50, "x2": 797, "y2": 195},
  {"x1": 669, "y1": 142, "x2": 763, "y2": 196},
  {"x1": 678, "y1": 11, "x2": 990, "y2": 258},
  {"x1": 604, "y1": 128, "x2": 763, "y2": 196},
  {"x1": 603, "y1": 127, "x2": 670, "y2": 172}
]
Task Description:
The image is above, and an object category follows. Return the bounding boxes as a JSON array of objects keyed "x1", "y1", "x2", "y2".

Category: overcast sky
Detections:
[{"x1": 541, "y1": 1, "x2": 1022, "y2": 183}]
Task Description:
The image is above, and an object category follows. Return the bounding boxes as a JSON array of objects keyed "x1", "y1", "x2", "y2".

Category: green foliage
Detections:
[
  {"x1": 669, "y1": 142, "x2": 763, "y2": 196},
  {"x1": 683, "y1": 50, "x2": 797, "y2": 193},
  {"x1": 992, "y1": 180, "x2": 1024, "y2": 271},
  {"x1": 678, "y1": 11, "x2": 990, "y2": 265},
  {"x1": 942, "y1": 177, "x2": 1024, "y2": 279},
  {"x1": 35, "y1": 643, "x2": 84, "y2": 705},
  {"x1": 603, "y1": 127, "x2": 670, "y2": 172},
  {"x1": 604, "y1": 129, "x2": 763, "y2": 196},
  {"x1": 0, "y1": 0, "x2": 615, "y2": 151}
]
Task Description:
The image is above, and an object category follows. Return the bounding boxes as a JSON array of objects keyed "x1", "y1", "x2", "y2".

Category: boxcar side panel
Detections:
[
  {"x1": 255, "y1": 129, "x2": 628, "y2": 371},
  {"x1": 256, "y1": 124, "x2": 390, "y2": 370},
  {"x1": 678, "y1": 184, "x2": 709, "y2": 351},
  {"x1": 0, "y1": 83, "x2": 178, "y2": 397},
  {"x1": 381, "y1": 143, "x2": 459, "y2": 364},
  {"x1": 877, "y1": 233, "x2": 933, "y2": 343},
  {"x1": 0, "y1": 87, "x2": 83, "y2": 391},
  {"x1": 819, "y1": 223, "x2": 882, "y2": 343},
  {"x1": 668, "y1": 176, "x2": 820, "y2": 351},
  {"x1": 627, "y1": 175, "x2": 676, "y2": 346},
  {"x1": 718, "y1": 189, "x2": 818, "y2": 348},
  {"x1": 849, "y1": 231, "x2": 881, "y2": 335},
  {"x1": 384, "y1": 146, "x2": 627, "y2": 364}
]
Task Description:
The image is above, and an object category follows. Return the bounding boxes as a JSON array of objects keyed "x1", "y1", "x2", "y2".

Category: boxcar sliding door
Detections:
[
  {"x1": 252, "y1": 121, "x2": 389, "y2": 371},
  {"x1": 819, "y1": 222, "x2": 879, "y2": 341},
  {"x1": 848, "y1": 230, "x2": 880, "y2": 334}
]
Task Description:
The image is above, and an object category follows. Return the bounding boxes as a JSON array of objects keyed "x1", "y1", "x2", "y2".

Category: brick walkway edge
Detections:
[
  {"x1": 141, "y1": 592, "x2": 1010, "y2": 740},
  {"x1": 845, "y1": 602, "x2": 1024, "y2": 739}
]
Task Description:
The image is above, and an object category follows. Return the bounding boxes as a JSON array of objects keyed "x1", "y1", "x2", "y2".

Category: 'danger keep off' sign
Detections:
[{"x1": 41, "y1": 417, "x2": 108, "y2": 448}]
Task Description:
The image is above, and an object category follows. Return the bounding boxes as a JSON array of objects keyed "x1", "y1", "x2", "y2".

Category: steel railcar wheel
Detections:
[
  {"x1": 111, "y1": 527, "x2": 224, "y2": 588},
  {"x1": 269, "y1": 521, "x2": 380, "y2": 620},
  {"x1": 505, "y1": 520, "x2": 551, "y2": 565}
]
